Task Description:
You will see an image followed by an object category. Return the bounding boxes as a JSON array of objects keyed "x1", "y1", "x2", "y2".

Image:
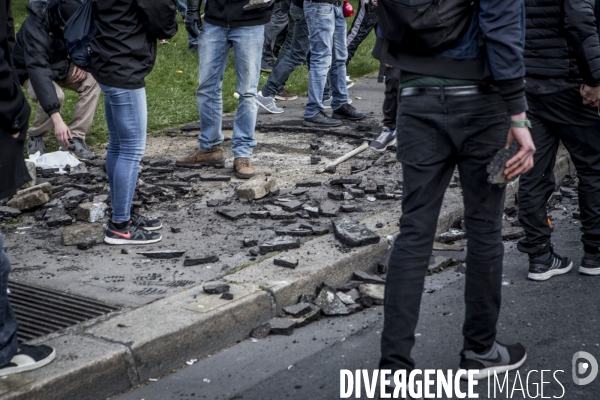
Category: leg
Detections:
[
  {"x1": 345, "y1": 0, "x2": 378, "y2": 65},
  {"x1": 274, "y1": 6, "x2": 295, "y2": 67},
  {"x1": 197, "y1": 22, "x2": 230, "y2": 151},
  {"x1": 382, "y1": 66, "x2": 400, "y2": 130},
  {"x1": 59, "y1": 64, "x2": 101, "y2": 140},
  {"x1": 0, "y1": 234, "x2": 18, "y2": 367},
  {"x1": 230, "y1": 25, "x2": 263, "y2": 158},
  {"x1": 329, "y1": 4, "x2": 349, "y2": 110},
  {"x1": 100, "y1": 84, "x2": 147, "y2": 223},
  {"x1": 26, "y1": 79, "x2": 64, "y2": 139},
  {"x1": 262, "y1": 1, "x2": 289, "y2": 65},
  {"x1": 303, "y1": 1, "x2": 335, "y2": 118}
]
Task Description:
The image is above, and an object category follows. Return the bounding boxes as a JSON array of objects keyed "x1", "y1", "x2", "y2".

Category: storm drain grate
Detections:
[{"x1": 7, "y1": 280, "x2": 119, "y2": 342}]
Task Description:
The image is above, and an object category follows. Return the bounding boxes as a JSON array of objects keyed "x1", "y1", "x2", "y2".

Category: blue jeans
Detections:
[
  {"x1": 303, "y1": 0, "x2": 348, "y2": 118},
  {"x1": 0, "y1": 234, "x2": 18, "y2": 367},
  {"x1": 176, "y1": 0, "x2": 199, "y2": 46},
  {"x1": 196, "y1": 22, "x2": 263, "y2": 158},
  {"x1": 101, "y1": 84, "x2": 147, "y2": 223}
]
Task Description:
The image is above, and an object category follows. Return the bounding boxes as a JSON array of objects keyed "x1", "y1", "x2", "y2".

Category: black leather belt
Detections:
[{"x1": 400, "y1": 85, "x2": 487, "y2": 97}]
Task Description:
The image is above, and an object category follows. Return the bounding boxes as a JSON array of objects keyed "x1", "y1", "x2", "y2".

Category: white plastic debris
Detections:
[
  {"x1": 203, "y1": 378, "x2": 211, "y2": 383},
  {"x1": 148, "y1": 379, "x2": 157, "y2": 382},
  {"x1": 251, "y1": 338, "x2": 258, "y2": 343},
  {"x1": 186, "y1": 359, "x2": 198, "y2": 366},
  {"x1": 28, "y1": 151, "x2": 80, "y2": 173},
  {"x1": 288, "y1": 365, "x2": 293, "y2": 370}
]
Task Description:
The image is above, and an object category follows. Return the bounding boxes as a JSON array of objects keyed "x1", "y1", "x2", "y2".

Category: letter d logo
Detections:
[{"x1": 572, "y1": 351, "x2": 598, "y2": 386}]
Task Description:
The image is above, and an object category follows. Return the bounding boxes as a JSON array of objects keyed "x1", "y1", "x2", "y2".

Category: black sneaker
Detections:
[
  {"x1": 528, "y1": 249, "x2": 572, "y2": 281},
  {"x1": 332, "y1": 103, "x2": 366, "y2": 121},
  {"x1": 460, "y1": 341, "x2": 527, "y2": 380},
  {"x1": 0, "y1": 344, "x2": 56, "y2": 376},
  {"x1": 370, "y1": 127, "x2": 397, "y2": 152},
  {"x1": 580, "y1": 252, "x2": 600, "y2": 276},
  {"x1": 303, "y1": 111, "x2": 342, "y2": 127},
  {"x1": 130, "y1": 212, "x2": 162, "y2": 231},
  {"x1": 104, "y1": 220, "x2": 162, "y2": 245}
]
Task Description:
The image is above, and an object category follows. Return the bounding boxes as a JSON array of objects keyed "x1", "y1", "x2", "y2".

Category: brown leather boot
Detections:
[
  {"x1": 233, "y1": 157, "x2": 255, "y2": 179},
  {"x1": 175, "y1": 145, "x2": 225, "y2": 168}
]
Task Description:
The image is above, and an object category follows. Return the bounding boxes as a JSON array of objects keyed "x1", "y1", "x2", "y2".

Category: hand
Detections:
[
  {"x1": 12, "y1": 132, "x2": 20, "y2": 139},
  {"x1": 185, "y1": 12, "x2": 200, "y2": 38},
  {"x1": 51, "y1": 113, "x2": 72, "y2": 148},
  {"x1": 504, "y1": 113, "x2": 536, "y2": 180},
  {"x1": 72, "y1": 66, "x2": 87, "y2": 83},
  {"x1": 580, "y1": 84, "x2": 600, "y2": 107},
  {"x1": 372, "y1": 0, "x2": 377, "y2": 5}
]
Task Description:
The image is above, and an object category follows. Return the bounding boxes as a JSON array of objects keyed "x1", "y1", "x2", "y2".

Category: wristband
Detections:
[{"x1": 510, "y1": 119, "x2": 531, "y2": 128}]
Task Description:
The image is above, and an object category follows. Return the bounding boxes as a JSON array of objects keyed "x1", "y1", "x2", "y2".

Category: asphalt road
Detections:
[{"x1": 114, "y1": 212, "x2": 600, "y2": 400}]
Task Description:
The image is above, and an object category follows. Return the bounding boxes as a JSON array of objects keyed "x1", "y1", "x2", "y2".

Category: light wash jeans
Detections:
[
  {"x1": 196, "y1": 22, "x2": 263, "y2": 158},
  {"x1": 303, "y1": 0, "x2": 348, "y2": 118},
  {"x1": 0, "y1": 234, "x2": 18, "y2": 367},
  {"x1": 100, "y1": 84, "x2": 147, "y2": 223}
]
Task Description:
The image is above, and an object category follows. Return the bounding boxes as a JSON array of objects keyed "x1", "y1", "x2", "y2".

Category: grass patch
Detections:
[{"x1": 11, "y1": 0, "x2": 378, "y2": 152}]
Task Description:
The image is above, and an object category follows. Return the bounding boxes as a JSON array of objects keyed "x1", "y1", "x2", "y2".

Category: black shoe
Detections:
[
  {"x1": 528, "y1": 248, "x2": 572, "y2": 281},
  {"x1": 0, "y1": 344, "x2": 56, "y2": 376},
  {"x1": 332, "y1": 103, "x2": 366, "y2": 121},
  {"x1": 580, "y1": 251, "x2": 600, "y2": 276},
  {"x1": 460, "y1": 341, "x2": 527, "y2": 380},
  {"x1": 104, "y1": 220, "x2": 162, "y2": 245},
  {"x1": 130, "y1": 212, "x2": 162, "y2": 231},
  {"x1": 303, "y1": 111, "x2": 342, "y2": 127}
]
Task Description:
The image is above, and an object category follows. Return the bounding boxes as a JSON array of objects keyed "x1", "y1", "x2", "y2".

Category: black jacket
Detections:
[
  {"x1": 525, "y1": 0, "x2": 600, "y2": 87},
  {"x1": 12, "y1": 0, "x2": 70, "y2": 118},
  {"x1": 90, "y1": 0, "x2": 177, "y2": 89},
  {"x1": 0, "y1": 0, "x2": 32, "y2": 200},
  {"x1": 203, "y1": 0, "x2": 272, "y2": 28}
]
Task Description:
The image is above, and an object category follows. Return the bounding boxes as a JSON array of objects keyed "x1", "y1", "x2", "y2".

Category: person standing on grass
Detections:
[
  {"x1": 176, "y1": 0, "x2": 273, "y2": 179},
  {"x1": 12, "y1": 0, "x2": 100, "y2": 161},
  {"x1": 91, "y1": 0, "x2": 177, "y2": 245},
  {"x1": 0, "y1": 0, "x2": 56, "y2": 375},
  {"x1": 345, "y1": 0, "x2": 378, "y2": 84}
]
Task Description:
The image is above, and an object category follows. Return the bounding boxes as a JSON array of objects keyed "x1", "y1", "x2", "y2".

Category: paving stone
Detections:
[
  {"x1": 291, "y1": 189, "x2": 308, "y2": 196},
  {"x1": 268, "y1": 318, "x2": 297, "y2": 336},
  {"x1": 7, "y1": 183, "x2": 51, "y2": 210},
  {"x1": 502, "y1": 226, "x2": 525, "y2": 240},
  {"x1": 303, "y1": 206, "x2": 320, "y2": 218},
  {"x1": 217, "y1": 209, "x2": 246, "y2": 220},
  {"x1": 138, "y1": 250, "x2": 186, "y2": 259},
  {"x1": 336, "y1": 291, "x2": 356, "y2": 305},
  {"x1": 259, "y1": 238, "x2": 301, "y2": 254},
  {"x1": 174, "y1": 171, "x2": 200, "y2": 181},
  {"x1": 203, "y1": 283, "x2": 230, "y2": 294},
  {"x1": 46, "y1": 207, "x2": 73, "y2": 227},
  {"x1": 274, "y1": 256, "x2": 299, "y2": 269},
  {"x1": 283, "y1": 303, "x2": 313, "y2": 318},
  {"x1": 76, "y1": 202, "x2": 107, "y2": 223},
  {"x1": 93, "y1": 194, "x2": 109, "y2": 203},
  {"x1": 269, "y1": 211, "x2": 296, "y2": 220},
  {"x1": 296, "y1": 181, "x2": 322, "y2": 187},
  {"x1": 244, "y1": 238, "x2": 258, "y2": 247},
  {"x1": 353, "y1": 270, "x2": 386, "y2": 284},
  {"x1": 310, "y1": 156, "x2": 321, "y2": 165},
  {"x1": 341, "y1": 204, "x2": 356, "y2": 213},
  {"x1": 279, "y1": 200, "x2": 304, "y2": 212},
  {"x1": 250, "y1": 210, "x2": 270, "y2": 219},
  {"x1": 236, "y1": 176, "x2": 277, "y2": 200},
  {"x1": 314, "y1": 286, "x2": 349, "y2": 316},
  {"x1": 250, "y1": 323, "x2": 271, "y2": 339},
  {"x1": 359, "y1": 283, "x2": 385, "y2": 305},
  {"x1": 21, "y1": 161, "x2": 36, "y2": 189},
  {"x1": 331, "y1": 217, "x2": 380, "y2": 247},
  {"x1": 62, "y1": 223, "x2": 104, "y2": 246},
  {"x1": 330, "y1": 177, "x2": 362, "y2": 186},
  {"x1": 328, "y1": 191, "x2": 344, "y2": 201},
  {"x1": 487, "y1": 141, "x2": 520, "y2": 186},
  {"x1": 0, "y1": 206, "x2": 21, "y2": 218},
  {"x1": 184, "y1": 255, "x2": 219, "y2": 266},
  {"x1": 319, "y1": 200, "x2": 339, "y2": 217},
  {"x1": 220, "y1": 293, "x2": 234, "y2": 300},
  {"x1": 437, "y1": 229, "x2": 467, "y2": 243},
  {"x1": 69, "y1": 164, "x2": 89, "y2": 178},
  {"x1": 275, "y1": 229, "x2": 313, "y2": 237}
]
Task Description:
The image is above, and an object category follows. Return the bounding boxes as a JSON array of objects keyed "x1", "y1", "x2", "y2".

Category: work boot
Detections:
[
  {"x1": 175, "y1": 145, "x2": 225, "y2": 168},
  {"x1": 27, "y1": 136, "x2": 45, "y2": 156},
  {"x1": 303, "y1": 111, "x2": 342, "y2": 127},
  {"x1": 60, "y1": 137, "x2": 96, "y2": 160},
  {"x1": 233, "y1": 157, "x2": 256, "y2": 179}
]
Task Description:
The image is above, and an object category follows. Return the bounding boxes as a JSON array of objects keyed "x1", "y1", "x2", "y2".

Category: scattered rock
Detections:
[
  {"x1": 250, "y1": 323, "x2": 271, "y2": 339},
  {"x1": 502, "y1": 226, "x2": 525, "y2": 240},
  {"x1": 331, "y1": 217, "x2": 380, "y2": 247},
  {"x1": 46, "y1": 207, "x2": 73, "y2": 227},
  {"x1": 296, "y1": 181, "x2": 322, "y2": 187},
  {"x1": 69, "y1": 164, "x2": 89, "y2": 178},
  {"x1": 319, "y1": 200, "x2": 339, "y2": 217},
  {"x1": 76, "y1": 241, "x2": 96, "y2": 250},
  {"x1": 121, "y1": 249, "x2": 129, "y2": 254},
  {"x1": 275, "y1": 229, "x2": 312, "y2": 237},
  {"x1": 303, "y1": 206, "x2": 320, "y2": 218},
  {"x1": 220, "y1": 293, "x2": 234, "y2": 300},
  {"x1": 346, "y1": 288, "x2": 361, "y2": 301},
  {"x1": 244, "y1": 238, "x2": 258, "y2": 247},
  {"x1": 336, "y1": 281, "x2": 362, "y2": 292},
  {"x1": 560, "y1": 187, "x2": 577, "y2": 198},
  {"x1": 298, "y1": 294, "x2": 316, "y2": 304},
  {"x1": 259, "y1": 238, "x2": 301, "y2": 254},
  {"x1": 291, "y1": 189, "x2": 307, "y2": 196},
  {"x1": 174, "y1": 171, "x2": 200, "y2": 182},
  {"x1": 138, "y1": 250, "x2": 186, "y2": 259},
  {"x1": 328, "y1": 191, "x2": 344, "y2": 201},
  {"x1": 330, "y1": 177, "x2": 362, "y2": 186},
  {"x1": 274, "y1": 256, "x2": 299, "y2": 269},
  {"x1": 336, "y1": 291, "x2": 356, "y2": 305},
  {"x1": 200, "y1": 174, "x2": 231, "y2": 182},
  {"x1": 437, "y1": 229, "x2": 467, "y2": 243},
  {"x1": 311, "y1": 225, "x2": 331, "y2": 235},
  {"x1": 236, "y1": 176, "x2": 277, "y2": 200},
  {"x1": 359, "y1": 283, "x2": 385, "y2": 305},
  {"x1": 7, "y1": 183, "x2": 51, "y2": 210},
  {"x1": 269, "y1": 211, "x2": 296, "y2": 220},
  {"x1": 93, "y1": 194, "x2": 109, "y2": 203},
  {"x1": 250, "y1": 210, "x2": 270, "y2": 219},
  {"x1": 429, "y1": 256, "x2": 453, "y2": 272},
  {"x1": 76, "y1": 202, "x2": 107, "y2": 223},
  {"x1": 268, "y1": 318, "x2": 297, "y2": 336},
  {"x1": 310, "y1": 156, "x2": 321, "y2": 165},
  {"x1": 353, "y1": 270, "x2": 385, "y2": 284},
  {"x1": 0, "y1": 206, "x2": 21, "y2": 218},
  {"x1": 433, "y1": 242, "x2": 465, "y2": 251},
  {"x1": 279, "y1": 200, "x2": 304, "y2": 212},
  {"x1": 184, "y1": 255, "x2": 219, "y2": 266},
  {"x1": 217, "y1": 209, "x2": 246, "y2": 220},
  {"x1": 170, "y1": 227, "x2": 181, "y2": 233},
  {"x1": 206, "y1": 200, "x2": 221, "y2": 207},
  {"x1": 62, "y1": 223, "x2": 104, "y2": 246},
  {"x1": 314, "y1": 286, "x2": 349, "y2": 316},
  {"x1": 283, "y1": 303, "x2": 313, "y2": 317},
  {"x1": 348, "y1": 188, "x2": 365, "y2": 198},
  {"x1": 21, "y1": 161, "x2": 37, "y2": 189},
  {"x1": 487, "y1": 141, "x2": 520, "y2": 186},
  {"x1": 341, "y1": 204, "x2": 356, "y2": 213},
  {"x1": 203, "y1": 283, "x2": 230, "y2": 294}
]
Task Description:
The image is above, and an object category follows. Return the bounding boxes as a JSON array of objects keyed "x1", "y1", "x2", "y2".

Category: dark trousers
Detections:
[
  {"x1": 380, "y1": 90, "x2": 508, "y2": 371},
  {"x1": 518, "y1": 88, "x2": 600, "y2": 254},
  {"x1": 346, "y1": 0, "x2": 377, "y2": 65},
  {"x1": 382, "y1": 66, "x2": 400, "y2": 130},
  {"x1": 0, "y1": 234, "x2": 18, "y2": 367}
]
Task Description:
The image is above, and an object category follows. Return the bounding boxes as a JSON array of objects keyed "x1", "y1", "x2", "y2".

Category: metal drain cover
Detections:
[{"x1": 8, "y1": 280, "x2": 119, "y2": 342}]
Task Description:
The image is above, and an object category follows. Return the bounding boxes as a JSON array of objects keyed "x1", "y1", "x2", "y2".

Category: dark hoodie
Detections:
[{"x1": 12, "y1": 0, "x2": 74, "y2": 117}]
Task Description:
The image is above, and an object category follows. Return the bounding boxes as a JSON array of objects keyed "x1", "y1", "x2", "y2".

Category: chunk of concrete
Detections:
[
  {"x1": 331, "y1": 217, "x2": 380, "y2": 247},
  {"x1": 138, "y1": 250, "x2": 186, "y2": 259},
  {"x1": 0, "y1": 206, "x2": 21, "y2": 218},
  {"x1": 250, "y1": 323, "x2": 271, "y2": 339},
  {"x1": 62, "y1": 223, "x2": 105, "y2": 246},
  {"x1": 203, "y1": 283, "x2": 230, "y2": 294},
  {"x1": 353, "y1": 270, "x2": 385, "y2": 284},
  {"x1": 336, "y1": 291, "x2": 356, "y2": 305},
  {"x1": 20, "y1": 161, "x2": 36, "y2": 189},
  {"x1": 237, "y1": 176, "x2": 277, "y2": 200},
  {"x1": 259, "y1": 238, "x2": 301, "y2": 254},
  {"x1": 319, "y1": 200, "x2": 339, "y2": 217},
  {"x1": 184, "y1": 255, "x2": 219, "y2": 266},
  {"x1": 76, "y1": 202, "x2": 108, "y2": 223},
  {"x1": 274, "y1": 256, "x2": 299, "y2": 269},
  {"x1": 314, "y1": 286, "x2": 349, "y2": 316},
  {"x1": 283, "y1": 303, "x2": 313, "y2": 318},
  {"x1": 7, "y1": 183, "x2": 51, "y2": 210},
  {"x1": 268, "y1": 317, "x2": 296, "y2": 336},
  {"x1": 359, "y1": 283, "x2": 385, "y2": 305},
  {"x1": 217, "y1": 209, "x2": 246, "y2": 221},
  {"x1": 436, "y1": 229, "x2": 467, "y2": 243}
]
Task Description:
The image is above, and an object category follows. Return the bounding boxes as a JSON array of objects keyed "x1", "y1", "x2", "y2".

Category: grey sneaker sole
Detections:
[
  {"x1": 527, "y1": 261, "x2": 572, "y2": 281},
  {"x1": 579, "y1": 265, "x2": 600, "y2": 275},
  {"x1": 303, "y1": 120, "x2": 342, "y2": 127},
  {"x1": 175, "y1": 160, "x2": 225, "y2": 168},
  {"x1": 104, "y1": 236, "x2": 162, "y2": 245},
  {"x1": 371, "y1": 138, "x2": 397, "y2": 152}
]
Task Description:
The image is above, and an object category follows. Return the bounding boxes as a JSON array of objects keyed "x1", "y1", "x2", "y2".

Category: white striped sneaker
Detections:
[{"x1": 527, "y1": 249, "x2": 572, "y2": 281}]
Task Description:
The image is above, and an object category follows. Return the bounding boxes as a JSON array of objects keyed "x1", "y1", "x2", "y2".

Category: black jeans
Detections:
[
  {"x1": 382, "y1": 66, "x2": 400, "y2": 130},
  {"x1": 0, "y1": 234, "x2": 19, "y2": 367},
  {"x1": 518, "y1": 88, "x2": 600, "y2": 255},
  {"x1": 380, "y1": 89, "x2": 508, "y2": 372}
]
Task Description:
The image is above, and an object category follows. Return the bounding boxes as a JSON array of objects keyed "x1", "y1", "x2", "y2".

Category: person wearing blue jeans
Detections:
[
  {"x1": 176, "y1": 0, "x2": 273, "y2": 179},
  {"x1": 302, "y1": 0, "x2": 364, "y2": 127},
  {"x1": 91, "y1": 0, "x2": 177, "y2": 244},
  {"x1": 176, "y1": 0, "x2": 199, "y2": 51}
]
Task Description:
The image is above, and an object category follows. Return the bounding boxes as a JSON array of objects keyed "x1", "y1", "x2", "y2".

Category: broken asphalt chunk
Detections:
[
  {"x1": 201, "y1": 174, "x2": 231, "y2": 182},
  {"x1": 268, "y1": 318, "x2": 296, "y2": 336},
  {"x1": 279, "y1": 200, "x2": 304, "y2": 212},
  {"x1": 275, "y1": 229, "x2": 313, "y2": 237},
  {"x1": 0, "y1": 206, "x2": 21, "y2": 218},
  {"x1": 502, "y1": 226, "x2": 525, "y2": 241},
  {"x1": 328, "y1": 191, "x2": 344, "y2": 201},
  {"x1": 331, "y1": 217, "x2": 380, "y2": 247},
  {"x1": 217, "y1": 209, "x2": 246, "y2": 220},
  {"x1": 250, "y1": 210, "x2": 270, "y2": 219},
  {"x1": 244, "y1": 238, "x2": 258, "y2": 247},
  {"x1": 353, "y1": 270, "x2": 385, "y2": 284},
  {"x1": 250, "y1": 323, "x2": 271, "y2": 339},
  {"x1": 62, "y1": 223, "x2": 104, "y2": 246},
  {"x1": 138, "y1": 250, "x2": 186, "y2": 259},
  {"x1": 220, "y1": 293, "x2": 234, "y2": 300},
  {"x1": 259, "y1": 238, "x2": 301, "y2": 254},
  {"x1": 274, "y1": 256, "x2": 299, "y2": 269},
  {"x1": 314, "y1": 286, "x2": 349, "y2": 316},
  {"x1": 184, "y1": 255, "x2": 219, "y2": 266},
  {"x1": 236, "y1": 176, "x2": 277, "y2": 200},
  {"x1": 203, "y1": 283, "x2": 230, "y2": 294},
  {"x1": 319, "y1": 200, "x2": 339, "y2": 217},
  {"x1": 330, "y1": 177, "x2": 362, "y2": 186},
  {"x1": 296, "y1": 181, "x2": 322, "y2": 187},
  {"x1": 283, "y1": 303, "x2": 313, "y2": 318},
  {"x1": 359, "y1": 283, "x2": 385, "y2": 305},
  {"x1": 341, "y1": 204, "x2": 356, "y2": 213}
]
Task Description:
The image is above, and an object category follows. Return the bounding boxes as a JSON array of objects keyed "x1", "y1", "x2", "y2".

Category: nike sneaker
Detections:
[
  {"x1": 104, "y1": 220, "x2": 162, "y2": 245},
  {"x1": 459, "y1": 341, "x2": 527, "y2": 380}
]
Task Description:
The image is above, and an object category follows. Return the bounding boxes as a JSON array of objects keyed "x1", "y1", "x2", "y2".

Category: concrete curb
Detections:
[{"x1": 3, "y1": 154, "x2": 573, "y2": 399}]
